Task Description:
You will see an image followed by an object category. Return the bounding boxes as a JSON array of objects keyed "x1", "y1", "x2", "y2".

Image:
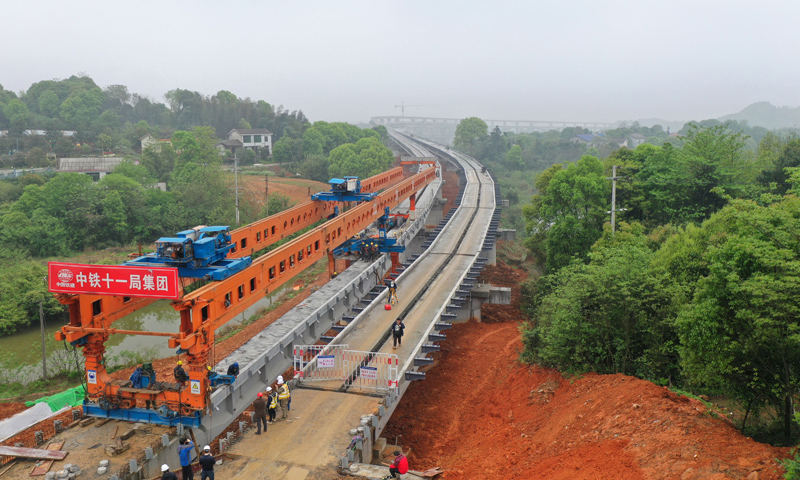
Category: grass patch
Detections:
[{"x1": 0, "y1": 372, "x2": 82, "y2": 403}]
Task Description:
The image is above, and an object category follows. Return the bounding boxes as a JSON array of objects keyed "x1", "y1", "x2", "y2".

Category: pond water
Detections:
[{"x1": 0, "y1": 300, "x2": 181, "y2": 367}]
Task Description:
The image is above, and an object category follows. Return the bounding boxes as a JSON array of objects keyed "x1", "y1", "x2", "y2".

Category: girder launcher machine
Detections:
[{"x1": 51, "y1": 165, "x2": 437, "y2": 426}]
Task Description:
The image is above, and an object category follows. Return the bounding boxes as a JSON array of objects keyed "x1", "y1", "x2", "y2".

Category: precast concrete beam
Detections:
[{"x1": 413, "y1": 357, "x2": 434, "y2": 367}]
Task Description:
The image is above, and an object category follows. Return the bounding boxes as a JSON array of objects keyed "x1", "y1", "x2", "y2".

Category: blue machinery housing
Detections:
[{"x1": 124, "y1": 226, "x2": 252, "y2": 281}]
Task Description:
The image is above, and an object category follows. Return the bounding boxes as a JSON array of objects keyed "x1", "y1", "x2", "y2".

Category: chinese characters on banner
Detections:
[{"x1": 47, "y1": 262, "x2": 181, "y2": 300}]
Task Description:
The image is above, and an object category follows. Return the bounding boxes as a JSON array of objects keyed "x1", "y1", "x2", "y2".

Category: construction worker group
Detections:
[{"x1": 251, "y1": 374, "x2": 292, "y2": 435}]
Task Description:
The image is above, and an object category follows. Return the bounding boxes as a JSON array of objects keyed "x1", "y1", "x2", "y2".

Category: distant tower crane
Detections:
[{"x1": 394, "y1": 102, "x2": 435, "y2": 117}]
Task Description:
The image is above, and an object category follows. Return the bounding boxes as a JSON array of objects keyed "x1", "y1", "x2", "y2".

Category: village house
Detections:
[{"x1": 227, "y1": 128, "x2": 273, "y2": 155}]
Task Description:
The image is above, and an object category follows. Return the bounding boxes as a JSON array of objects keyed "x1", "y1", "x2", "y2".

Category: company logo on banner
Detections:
[
  {"x1": 360, "y1": 366, "x2": 378, "y2": 379},
  {"x1": 318, "y1": 355, "x2": 335, "y2": 369},
  {"x1": 47, "y1": 262, "x2": 180, "y2": 299},
  {"x1": 190, "y1": 380, "x2": 201, "y2": 395}
]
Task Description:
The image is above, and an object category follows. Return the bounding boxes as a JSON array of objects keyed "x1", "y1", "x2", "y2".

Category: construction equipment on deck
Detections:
[{"x1": 51, "y1": 165, "x2": 438, "y2": 427}]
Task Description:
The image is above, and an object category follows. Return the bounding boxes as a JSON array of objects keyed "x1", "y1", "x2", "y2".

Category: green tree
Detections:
[
  {"x1": 524, "y1": 223, "x2": 682, "y2": 381},
  {"x1": 25, "y1": 147, "x2": 47, "y2": 167},
  {"x1": 677, "y1": 197, "x2": 800, "y2": 443},
  {"x1": 757, "y1": 138, "x2": 800, "y2": 195},
  {"x1": 37, "y1": 90, "x2": 60, "y2": 118},
  {"x1": 3, "y1": 99, "x2": 29, "y2": 133},
  {"x1": 172, "y1": 126, "x2": 222, "y2": 169},
  {"x1": 272, "y1": 137, "x2": 302, "y2": 165},
  {"x1": 524, "y1": 156, "x2": 609, "y2": 272},
  {"x1": 327, "y1": 144, "x2": 358, "y2": 178},
  {"x1": 678, "y1": 124, "x2": 750, "y2": 220},
  {"x1": 453, "y1": 117, "x2": 488, "y2": 155},
  {"x1": 98, "y1": 133, "x2": 113, "y2": 153},
  {"x1": 506, "y1": 144, "x2": 524, "y2": 169},
  {"x1": 140, "y1": 144, "x2": 176, "y2": 182},
  {"x1": 301, "y1": 127, "x2": 325, "y2": 157},
  {"x1": 111, "y1": 160, "x2": 155, "y2": 186},
  {"x1": 299, "y1": 154, "x2": 329, "y2": 182}
]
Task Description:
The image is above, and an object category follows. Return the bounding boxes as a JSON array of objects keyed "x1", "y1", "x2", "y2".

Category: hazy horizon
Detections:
[{"x1": 3, "y1": 0, "x2": 798, "y2": 125}]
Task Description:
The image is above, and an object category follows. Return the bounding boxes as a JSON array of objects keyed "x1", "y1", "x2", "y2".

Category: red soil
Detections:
[{"x1": 382, "y1": 262, "x2": 789, "y2": 480}]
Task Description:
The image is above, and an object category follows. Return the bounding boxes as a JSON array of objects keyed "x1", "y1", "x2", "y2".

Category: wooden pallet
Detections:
[{"x1": 29, "y1": 442, "x2": 65, "y2": 476}]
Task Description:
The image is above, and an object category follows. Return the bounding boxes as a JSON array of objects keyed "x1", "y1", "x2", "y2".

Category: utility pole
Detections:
[
  {"x1": 606, "y1": 165, "x2": 627, "y2": 234},
  {"x1": 234, "y1": 152, "x2": 240, "y2": 226},
  {"x1": 264, "y1": 174, "x2": 269, "y2": 216},
  {"x1": 39, "y1": 300, "x2": 47, "y2": 380}
]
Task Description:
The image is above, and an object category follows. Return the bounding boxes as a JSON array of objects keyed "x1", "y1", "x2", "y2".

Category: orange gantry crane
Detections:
[{"x1": 53, "y1": 165, "x2": 437, "y2": 425}]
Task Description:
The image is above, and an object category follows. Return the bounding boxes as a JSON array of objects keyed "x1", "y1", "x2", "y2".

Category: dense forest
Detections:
[
  {"x1": 0, "y1": 75, "x2": 394, "y2": 336},
  {"x1": 457, "y1": 116, "x2": 800, "y2": 447}
]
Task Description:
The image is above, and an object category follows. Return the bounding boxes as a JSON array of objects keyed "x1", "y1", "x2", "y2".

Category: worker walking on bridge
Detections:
[
  {"x1": 388, "y1": 280, "x2": 398, "y2": 305},
  {"x1": 277, "y1": 376, "x2": 291, "y2": 420},
  {"x1": 391, "y1": 318, "x2": 405, "y2": 348}
]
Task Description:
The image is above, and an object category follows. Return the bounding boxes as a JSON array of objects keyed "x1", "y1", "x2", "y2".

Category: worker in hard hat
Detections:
[
  {"x1": 173, "y1": 361, "x2": 188, "y2": 385},
  {"x1": 199, "y1": 445, "x2": 215, "y2": 480},
  {"x1": 388, "y1": 280, "x2": 398, "y2": 305},
  {"x1": 253, "y1": 392, "x2": 268, "y2": 434},
  {"x1": 277, "y1": 375, "x2": 291, "y2": 420},
  {"x1": 226, "y1": 362, "x2": 240, "y2": 377},
  {"x1": 266, "y1": 386, "x2": 278, "y2": 424},
  {"x1": 391, "y1": 318, "x2": 405, "y2": 349},
  {"x1": 161, "y1": 463, "x2": 178, "y2": 480}
]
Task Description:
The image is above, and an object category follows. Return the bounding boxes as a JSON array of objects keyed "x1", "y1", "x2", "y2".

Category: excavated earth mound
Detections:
[{"x1": 382, "y1": 262, "x2": 789, "y2": 480}]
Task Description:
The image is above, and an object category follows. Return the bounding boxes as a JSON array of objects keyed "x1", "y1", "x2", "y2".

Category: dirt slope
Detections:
[{"x1": 382, "y1": 262, "x2": 789, "y2": 480}]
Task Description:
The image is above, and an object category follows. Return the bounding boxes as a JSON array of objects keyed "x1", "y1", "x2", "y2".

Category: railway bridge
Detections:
[
  {"x1": 372, "y1": 115, "x2": 618, "y2": 144},
  {"x1": 44, "y1": 132, "x2": 501, "y2": 480}
]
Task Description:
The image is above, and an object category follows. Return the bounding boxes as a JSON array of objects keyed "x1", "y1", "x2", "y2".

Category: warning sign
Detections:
[
  {"x1": 318, "y1": 355, "x2": 335, "y2": 369},
  {"x1": 360, "y1": 366, "x2": 378, "y2": 379},
  {"x1": 87, "y1": 369, "x2": 97, "y2": 384},
  {"x1": 190, "y1": 380, "x2": 201, "y2": 395}
]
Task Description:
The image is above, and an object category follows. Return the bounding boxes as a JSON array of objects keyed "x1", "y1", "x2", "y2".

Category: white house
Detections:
[
  {"x1": 227, "y1": 128, "x2": 272, "y2": 154},
  {"x1": 140, "y1": 134, "x2": 172, "y2": 152},
  {"x1": 629, "y1": 133, "x2": 646, "y2": 148}
]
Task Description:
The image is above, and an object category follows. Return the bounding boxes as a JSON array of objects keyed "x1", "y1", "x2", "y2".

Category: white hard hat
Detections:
[
  {"x1": 277, "y1": 378, "x2": 284, "y2": 385},
  {"x1": 203, "y1": 445, "x2": 211, "y2": 451},
  {"x1": 161, "y1": 464, "x2": 169, "y2": 472},
  {"x1": 277, "y1": 375, "x2": 283, "y2": 382},
  {"x1": 266, "y1": 387, "x2": 272, "y2": 392}
]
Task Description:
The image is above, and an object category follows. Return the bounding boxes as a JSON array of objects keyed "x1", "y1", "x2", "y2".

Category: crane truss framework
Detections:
[
  {"x1": 55, "y1": 166, "x2": 438, "y2": 415},
  {"x1": 54, "y1": 167, "x2": 407, "y2": 338},
  {"x1": 227, "y1": 167, "x2": 404, "y2": 259}
]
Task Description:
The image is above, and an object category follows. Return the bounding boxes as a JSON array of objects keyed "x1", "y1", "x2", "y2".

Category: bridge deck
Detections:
[{"x1": 212, "y1": 147, "x2": 494, "y2": 480}]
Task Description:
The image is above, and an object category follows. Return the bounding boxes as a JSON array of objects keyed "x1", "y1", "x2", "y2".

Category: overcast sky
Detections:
[{"x1": 2, "y1": 0, "x2": 798, "y2": 124}]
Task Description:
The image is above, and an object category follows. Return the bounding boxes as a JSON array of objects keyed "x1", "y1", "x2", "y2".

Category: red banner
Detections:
[{"x1": 48, "y1": 262, "x2": 181, "y2": 300}]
